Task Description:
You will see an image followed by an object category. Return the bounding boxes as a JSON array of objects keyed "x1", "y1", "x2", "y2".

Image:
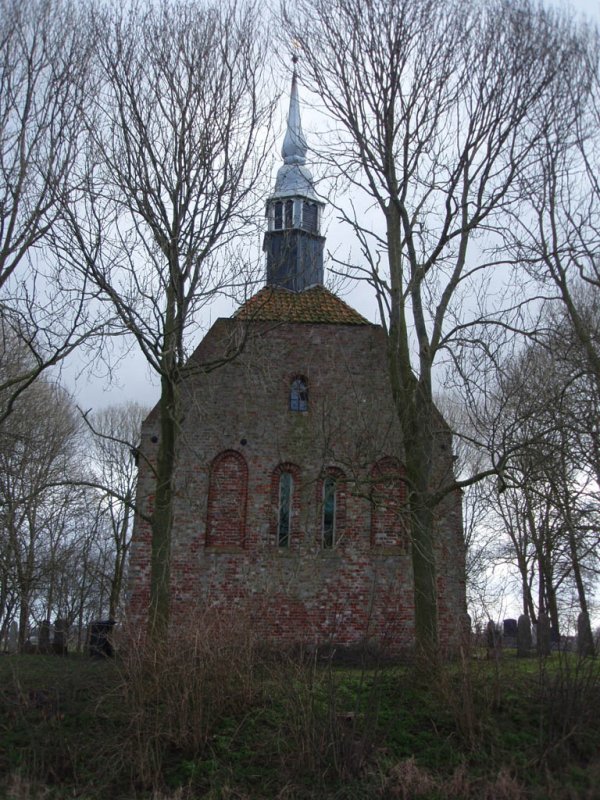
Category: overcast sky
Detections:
[{"x1": 59, "y1": 0, "x2": 600, "y2": 415}]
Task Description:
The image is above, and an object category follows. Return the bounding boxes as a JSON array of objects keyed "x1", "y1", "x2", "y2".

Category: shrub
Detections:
[{"x1": 114, "y1": 608, "x2": 264, "y2": 790}]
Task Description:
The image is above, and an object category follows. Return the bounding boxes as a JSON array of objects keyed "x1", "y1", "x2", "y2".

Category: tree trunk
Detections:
[
  {"x1": 17, "y1": 595, "x2": 29, "y2": 652},
  {"x1": 386, "y1": 204, "x2": 439, "y2": 662},
  {"x1": 109, "y1": 498, "x2": 130, "y2": 619},
  {"x1": 148, "y1": 282, "x2": 180, "y2": 641},
  {"x1": 148, "y1": 373, "x2": 178, "y2": 640},
  {"x1": 568, "y1": 528, "x2": 595, "y2": 656}
]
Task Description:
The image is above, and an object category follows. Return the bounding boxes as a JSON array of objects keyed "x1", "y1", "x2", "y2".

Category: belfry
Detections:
[{"x1": 264, "y1": 61, "x2": 325, "y2": 291}]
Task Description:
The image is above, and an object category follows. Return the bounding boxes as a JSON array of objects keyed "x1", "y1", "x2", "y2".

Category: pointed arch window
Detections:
[{"x1": 290, "y1": 376, "x2": 308, "y2": 412}]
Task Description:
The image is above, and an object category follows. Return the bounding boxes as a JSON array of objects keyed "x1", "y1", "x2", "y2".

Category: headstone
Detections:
[
  {"x1": 517, "y1": 614, "x2": 532, "y2": 657},
  {"x1": 577, "y1": 611, "x2": 595, "y2": 658},
  {"x1": 486, "y1": 620, "x2": 501, "y2": 660},
  {"x1": 503, "y1": 618, "x2": 517, "y2": 649},
  {"x1": 537, "y1": 612, "x2": 551, "y2": 657},
  {"x1": 39, "y1": 619, "x2": 51, "y2": 654},
  {"x1": 550, "y1": 626, "x2": 560, "y2": 651},
  {"x1": 53, "y1": 618, "x2": 68, "y2": 656}
]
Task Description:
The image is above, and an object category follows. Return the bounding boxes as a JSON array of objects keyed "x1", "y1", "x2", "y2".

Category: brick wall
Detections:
[{"x1": 127, "y1": 317, "x2": 467, "y2": 655}]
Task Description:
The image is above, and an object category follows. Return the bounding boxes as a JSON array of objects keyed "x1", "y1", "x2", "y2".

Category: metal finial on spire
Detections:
[{"x1": 281, "y1": 59, "x2": 308, "y2": 166}]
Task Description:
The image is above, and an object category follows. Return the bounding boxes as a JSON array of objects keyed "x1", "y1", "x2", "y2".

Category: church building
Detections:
[{"x1": 127, "y1": 71, "x2": 467, "y2": 656}]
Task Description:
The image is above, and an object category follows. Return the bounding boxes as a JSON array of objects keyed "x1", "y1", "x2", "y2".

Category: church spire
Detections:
[
  {"x1": 263, "y1": 60, "x2": 325, "y2": 292},
  {"x1": 281, "y1": 60, "x2": 308, "y2": 166}
]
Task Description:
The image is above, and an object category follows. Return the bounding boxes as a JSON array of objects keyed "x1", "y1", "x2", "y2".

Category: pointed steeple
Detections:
[
  {"x1": 281, "y1": 62, "x2": 308, "y2": 166},
  {"x1": 264, "y1": 60, "x2": 325, "y2": 292}
]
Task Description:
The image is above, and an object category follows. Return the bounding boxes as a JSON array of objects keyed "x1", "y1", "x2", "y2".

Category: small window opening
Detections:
[
  {"x1": 290, "y1": 377, "x2": 308, "y2": 412},
  {"x1": 285, "y1": 199, "x2": 293, "y2": 228},
  {"x1": 322, "y1": 477, "x2": 336, "y2": 548},
  {"x1": 278, "y1": 472, "x2": 293, "y2": 547},
  {"x1": 303, "y1": 202, "x2": 318, "y2": 233},
  {"x1": 274, "y1": 202, "x2": 283, "y2": 229}
]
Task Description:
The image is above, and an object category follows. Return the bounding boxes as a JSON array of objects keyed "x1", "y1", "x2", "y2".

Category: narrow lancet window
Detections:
[
  {"x1": 274, "y1": 201, "x2": 283, "y2": 229},
  {"x1": 290, "y1": 377, "x2": 308, "y2": 412},
  {"x1": 278, "y1": 471, "x2": 293, "y2": 547},
  {"x1": 322, "y1": 477, "x2": 336, "y2": 548},
  {"x1": 285, "y1": 199, "x2": 293, "y2": 228}
]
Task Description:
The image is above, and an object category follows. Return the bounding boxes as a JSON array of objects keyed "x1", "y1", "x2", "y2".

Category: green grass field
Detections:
[{"x1": 1, "y1": 651, "x2": 599, "y2": 799}]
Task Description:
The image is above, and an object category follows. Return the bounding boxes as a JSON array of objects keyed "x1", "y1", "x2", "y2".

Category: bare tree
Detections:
[
  {"x1": 509, "y1": 32, "x2": 600, "y2": 387},
  {"x1": 55, "y1": 0, "x2": 274, "y2": 638},
  {"x1": 283, "y1": 0, "x2": 590, "y2": 659},
  {"x1": 0, "y1": 371, "x2": 81, "y2": 650},
  {"x1": 0, "y1": 0, "x2": 106, "y2": 415},
  {"x1": 89, "y1": 402, "x2": 148, "y2": 619},
  {"x1": 474, "y1": 323, "x2": 599, "y2": 645}
]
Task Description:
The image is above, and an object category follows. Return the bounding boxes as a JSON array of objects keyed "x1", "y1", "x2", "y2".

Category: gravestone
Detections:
[
  {"x1": 486, "y1": 620, "x2": 502, "y2": 660},
  {"x1": 53, "y1": 618, "x2": 68, "y2": 656},
  {"x1": 517, "y1": 614, "x2": 532, "y2": 657},
  {"x1": 537, "y1": 612, "x2": 551, "y2": 657},
  {"x1": 503, "y1": 618, "x2": 517, "y2": 649},
  {"x1": 577, "y1": 611, "x2": 595, "y2": 658},
  {"x1": 38, "y1": 619, "x2": 51, "y2": 654}
]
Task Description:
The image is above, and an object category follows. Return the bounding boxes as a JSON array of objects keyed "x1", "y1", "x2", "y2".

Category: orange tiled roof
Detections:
[{"x1": 234, "y1": 285, "x2": 370, "y2": 325}]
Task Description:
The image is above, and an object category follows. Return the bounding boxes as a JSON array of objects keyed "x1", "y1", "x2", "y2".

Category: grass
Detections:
[{"x1": 0, "y1": 651, "x2": 599, "y2": 799}]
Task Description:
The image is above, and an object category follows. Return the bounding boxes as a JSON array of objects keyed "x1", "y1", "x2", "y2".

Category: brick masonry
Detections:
[{"x1": 128, "y1": 314, "x2": 467, "y2": 655}]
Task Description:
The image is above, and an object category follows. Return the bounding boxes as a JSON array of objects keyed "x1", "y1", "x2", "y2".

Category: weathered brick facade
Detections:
[{"x1": 127, "y1": 289, "x2": 467, "y2": 656}]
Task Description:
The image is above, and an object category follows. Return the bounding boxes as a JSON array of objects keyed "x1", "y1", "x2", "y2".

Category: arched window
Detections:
[
  {"x1": 322, "y1": 476, "x2": 337, "y2": 548},
  {"x1": 206, "y1": 450, "x2": 248, "y2": 547},
  {"x1": 290, "y1": 376, "x2": 308, "y2": 412},
  {"x1": 370, "y1": 457, "x2": 408, "y2": 548},
  {"x1": 318, "y1": 467, "x2": 345, "y2": 549},
  {"x1": 271, "y1": 463, "x2": 301, "y2": 547},
  {"x1": 278, "y1": 471, "x2": 293, "y2": 547}
]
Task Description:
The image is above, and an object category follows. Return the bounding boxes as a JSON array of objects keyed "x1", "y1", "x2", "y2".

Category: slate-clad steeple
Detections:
[{"x1": 264, "y1": 60, "x2": 325, "y2": 292}]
